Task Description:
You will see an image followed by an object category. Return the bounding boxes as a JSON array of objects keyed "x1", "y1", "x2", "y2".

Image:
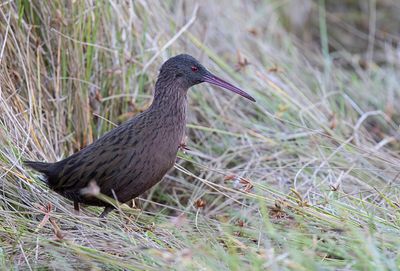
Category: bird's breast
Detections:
[{"x1": 151, "y1": 122, "x2": 185, "y2": 163}]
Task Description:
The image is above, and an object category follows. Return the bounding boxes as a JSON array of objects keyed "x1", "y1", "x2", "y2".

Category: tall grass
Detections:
[{"x1": 1, "y1": 0, "x2": 400, "y2": 270}]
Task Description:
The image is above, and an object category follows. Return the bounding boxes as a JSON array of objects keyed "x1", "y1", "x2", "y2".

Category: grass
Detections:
[{"x1": 1, "y1": 0, "x2": 400, "y2": 270}]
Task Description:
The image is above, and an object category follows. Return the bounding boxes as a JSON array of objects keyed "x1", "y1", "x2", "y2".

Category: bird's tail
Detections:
[{"x1": 24, "y1": 160, "x2": 52, "y2": 176}]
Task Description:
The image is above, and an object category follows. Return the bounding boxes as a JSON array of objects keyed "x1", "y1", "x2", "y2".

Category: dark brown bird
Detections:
[{"x1": 25, "y1": 54, "x2": 255, "y2": 218}]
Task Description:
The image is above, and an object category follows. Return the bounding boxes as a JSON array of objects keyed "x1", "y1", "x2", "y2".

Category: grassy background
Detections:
[{"x1": 1, "y1": 0, "x2": 400, "y2": 270}]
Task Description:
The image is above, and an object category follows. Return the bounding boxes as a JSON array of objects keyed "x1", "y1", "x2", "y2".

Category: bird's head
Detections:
[{"x1": 159, "y1": 54, "x2": 255, "y2": 102}]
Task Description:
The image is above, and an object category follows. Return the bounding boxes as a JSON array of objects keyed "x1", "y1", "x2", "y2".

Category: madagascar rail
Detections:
[{"x1": 25, "y1": 54, "x2": 255, "y2": 218}]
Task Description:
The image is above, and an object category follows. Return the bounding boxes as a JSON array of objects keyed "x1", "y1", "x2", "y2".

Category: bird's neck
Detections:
[{"x1": 149, "y1": 76, "x2": 188, "y2": 124}]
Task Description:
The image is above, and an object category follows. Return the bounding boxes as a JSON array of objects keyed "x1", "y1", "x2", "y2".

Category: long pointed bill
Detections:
[{"x1": 203, "y1": 73, "x2": 256, "y2": 102}]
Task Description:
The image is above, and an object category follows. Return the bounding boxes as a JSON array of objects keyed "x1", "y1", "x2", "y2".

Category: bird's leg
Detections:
[
  {"x1": 73, "y1": 201, "x2": 80, "y2": 215},
  {"x1": 99, "y1": 206, "x2": 114, "y2": 218}
]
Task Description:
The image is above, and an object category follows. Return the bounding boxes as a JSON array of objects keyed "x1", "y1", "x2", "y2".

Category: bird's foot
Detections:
[{"x1": 99, "y1": 206, "x2": 114, "y2": 219}]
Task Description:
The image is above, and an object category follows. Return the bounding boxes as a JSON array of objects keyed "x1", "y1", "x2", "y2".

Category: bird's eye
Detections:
[{"x1": 191, "y1": 66, "x2": 198, "y2": 72}]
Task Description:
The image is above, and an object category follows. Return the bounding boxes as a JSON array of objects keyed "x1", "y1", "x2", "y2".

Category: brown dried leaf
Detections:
[
  {"x1": 36, "y1": 203, "x2": 53, "y2": 231},
  {"x1": 49, "y1": 218, "x2": 65, "y2": 241},
  {"x1": 224, "y1": 175, "x2": 253, "y2": 192},
  {"x1": 235, "y1": 50, "x2": 250, "y2": 71},
  {"x1": 195, "y1": 199, "x2": 206, "y2": 208},
  {"x1": 267, "y1": 64, "x2": 283, "y2": 73},
  {"x1": 247, "y1": 27, "x2": 260, "y2": 36},
  {"x1": 269, "y1": 199, "x2": 290, "y2": 219},
  {"x1": 236, "y1": 219, "x2": 245, "y2": 227},
  {"x1": 224, "y1": 174, "x2": 237, "y2": 181},
  {"x1": 329, "y1": 113, "x2": 337, "y2": 130}
]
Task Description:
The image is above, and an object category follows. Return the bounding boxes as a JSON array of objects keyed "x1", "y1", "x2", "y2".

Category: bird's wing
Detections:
[{"x1": 52, "y1": 121, "x2": 144, "y2": 192}]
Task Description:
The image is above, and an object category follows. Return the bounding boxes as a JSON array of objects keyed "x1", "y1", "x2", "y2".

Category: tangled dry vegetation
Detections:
[{"x1": 1, "y1": 1, "x2": 400, "y2": 270}]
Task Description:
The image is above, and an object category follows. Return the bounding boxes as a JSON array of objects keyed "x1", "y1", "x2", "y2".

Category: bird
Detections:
[{"x1": 24, "y1": 54, "x2": 256, "y2": 218}]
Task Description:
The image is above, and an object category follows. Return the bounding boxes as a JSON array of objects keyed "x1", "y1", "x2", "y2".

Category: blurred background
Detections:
[{"x1": 281, "y1": 0, "x2": 400, "y2": 67}]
